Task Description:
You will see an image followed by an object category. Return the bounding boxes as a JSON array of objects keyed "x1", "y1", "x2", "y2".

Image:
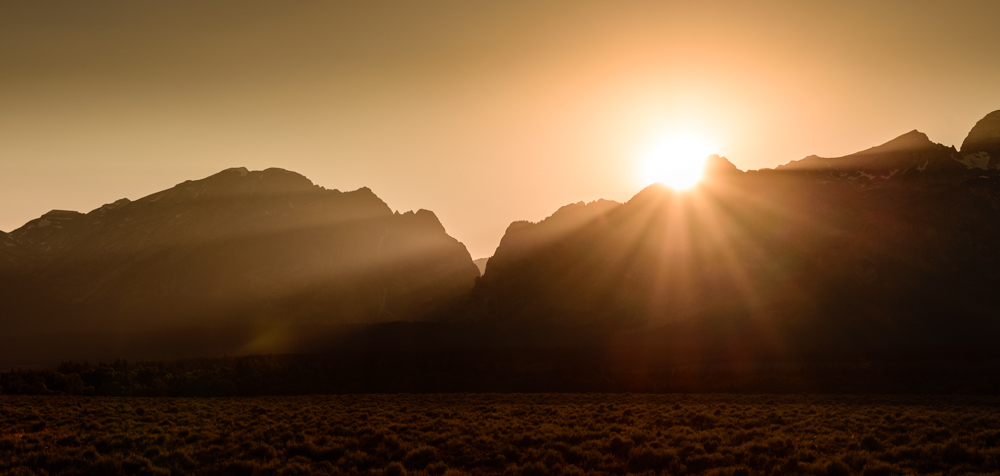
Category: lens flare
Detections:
[{"x1": 639, "y1": 132, "x2": 717, "y2": 190}]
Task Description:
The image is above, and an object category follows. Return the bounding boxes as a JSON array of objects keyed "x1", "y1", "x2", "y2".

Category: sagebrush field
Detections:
[{"x1": 1, "y1": 394, "x2": 997, "y2": 476}]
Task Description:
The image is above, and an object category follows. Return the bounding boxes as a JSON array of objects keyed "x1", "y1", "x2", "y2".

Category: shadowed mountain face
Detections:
[
  {"x1": 476, "y1": 113, "x2": 1000, "y2": 361},
  {"x1": 0, "y1": 168, "x2": 478, "y2": 364},
  {"x1": 0, "y1": 231, "x2": 17, "y2": 266},
  {"x1": 960, "y1": 110, "x2": 1000, "y2": 170}
]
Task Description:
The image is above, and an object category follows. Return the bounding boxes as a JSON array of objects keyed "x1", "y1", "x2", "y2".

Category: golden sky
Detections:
[{"x1": 2, "y1": 1, "x2": 1000, "y2": 258}]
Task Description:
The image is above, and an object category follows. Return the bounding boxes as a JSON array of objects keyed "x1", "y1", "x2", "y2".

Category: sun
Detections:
[{"x1": 639, "y1": 132, "x2": 717, "y2": 190}]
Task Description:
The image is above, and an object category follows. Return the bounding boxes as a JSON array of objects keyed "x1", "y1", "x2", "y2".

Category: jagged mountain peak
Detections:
[
  {"x1": 868, "y1": 129, "x2": 934, "y2": 153},
  {"x1": 704, "y1": 154, "x2": 742, "y2": 176},
  {"x1": 395, "y1": 208, "x2": 448, "y2": 234},
  {"x1": 545, "y1": 199, "x2": 621, "y2": 224}
]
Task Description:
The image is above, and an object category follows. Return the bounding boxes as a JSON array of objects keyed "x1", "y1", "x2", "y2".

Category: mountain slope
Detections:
[
  {"x1": 0, "y1": 230, "x2": 18, "y2": 268},
  {"x1": 0, "y1": 167, "x2": 479, "y2": 363},
  {"x1": 959, "y1": 110, "x2": 1000, "y2": 170}
]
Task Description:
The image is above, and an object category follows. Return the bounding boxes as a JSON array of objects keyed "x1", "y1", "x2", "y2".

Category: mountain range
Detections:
[{"x1": 2, "y1": 110, "x2": 1000, "y2": 366}]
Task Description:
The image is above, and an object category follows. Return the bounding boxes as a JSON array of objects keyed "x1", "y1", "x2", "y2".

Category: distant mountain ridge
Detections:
[
  {"x1": 0, "y1": 167, "x2": 478, "y2": 364},
  {"x1": 775, "y1": 130, "x2": 965, "y2": 178},
  {"x1": 473, "y1": 257, "x2": 489, "y2": 276}
]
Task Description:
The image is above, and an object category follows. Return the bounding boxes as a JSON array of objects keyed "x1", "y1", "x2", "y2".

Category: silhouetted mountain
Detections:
[
  {"x1": 0, "y1": 167, "x2": 478, "y2": 365},
  {"x1": 473, "y1": 257, "x2": 489, "y2": 276},
  {"x1": 776, "y1": 130, "x2": 965, "y2": 178},
  {"x1": 475, "y1": 112, "x2": 1000, "y2": 362},
  {"x1": 960, "y1": 110, "x2": 1000, "y2": 170}
]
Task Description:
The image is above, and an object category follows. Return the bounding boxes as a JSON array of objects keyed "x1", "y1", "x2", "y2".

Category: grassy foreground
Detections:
[{"x1": 1, "y1": 394, "x2": 998, "y2": 476}]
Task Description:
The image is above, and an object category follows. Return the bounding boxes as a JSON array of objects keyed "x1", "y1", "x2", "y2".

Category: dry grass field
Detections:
[{"x1": 1, "y1": 394, "x2": 998, "y2": 476}]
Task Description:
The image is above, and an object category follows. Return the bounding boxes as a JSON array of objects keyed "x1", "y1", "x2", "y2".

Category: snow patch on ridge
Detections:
[
  {"x1": 956, "y1": 151, "x2": 991, "y2": 170},
  {"x1": 881, "y1": 169, "x2": 900, "y2": 179}
]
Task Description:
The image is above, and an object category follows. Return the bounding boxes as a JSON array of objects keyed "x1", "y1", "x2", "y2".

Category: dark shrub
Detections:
[
  {"x1": 862, "y1": 462, "x2": 896, "y2": 476},
  {"x1": 384, "y1": 462, "x2": 407, "y2": 476},
  {"x1": 84, "y1": 456, "x2": 122, "y2": 476},
  {"x1": 404, "y1": 446, "x2": 437, "y2": 469},
  {"x1": 520, "y1": 462, "x2": 548, "y2": 476},
  {"x1": 121, "y1": 455, "x2": 153, "y2": 475},
  {"x1": 248, "y1": 442, "x2": 279, "y2": 460},
  {"x1": 427, "y1": 461, "x2": 449, "y2": 475},
  {"x1": 561, "y1": 465, "x2": 585, "y2": 476},
  {"x1": 861, "y1": 436, "x2": 883, "y2": 452},
  {"x1": 541, "y1": 449, "x2": 565, "y2": 467},
  {"x1": 827, "y1": 460, "x2": 851, "y2": 476},
  {"x1": 285, "y1": 442, "x2": 320, "y2": 460},
  {"x1": 280, "y1": 458, "x2": 312, "y2": 476},
  {"x1": 85, "y1": 456, "x2": 122, "y2": 476},
  {"x1": 143, "y1": 446, "x2": 162, "y2": 459},
  {"x1": 607, "y1": 436, "x2": 632, "y2": 458},
  {"x1": 81, "y1": 447, "x2": 100, "y2": 461},
  {"x1": 225, "y1": 460, "x2": 261, "y2": 476},
  {"x1": 942, "y1": 440, "x2": 970, "y2": 464},
  {"x1": 628, "y1": 446, "x2": 679, "y2": 473},
  {"x1": 341, "y1": 450, "x2": 374, "y2": 470},
  {"x1": 167, "y1": 449, "x2": 198, "y2": 470}
]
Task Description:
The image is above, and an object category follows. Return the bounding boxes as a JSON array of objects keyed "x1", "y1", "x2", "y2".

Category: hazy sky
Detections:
[{"x1": 3, "y1": 1, "x2": 1000, "y2": 258}]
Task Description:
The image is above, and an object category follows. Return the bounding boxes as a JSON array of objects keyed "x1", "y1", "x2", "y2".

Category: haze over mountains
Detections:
[
  {"x1": 2, "y1": 110, "x2": 1000, "y2": 367},
  {"x1": 0, "y1": 168, "x2": 477, "y2": 364}
]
